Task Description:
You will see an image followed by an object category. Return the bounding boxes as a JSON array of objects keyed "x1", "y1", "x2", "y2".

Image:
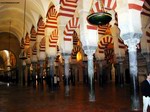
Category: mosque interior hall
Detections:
[{"x1": 0, "y1": 0, "x2": 150, "y2": 112}]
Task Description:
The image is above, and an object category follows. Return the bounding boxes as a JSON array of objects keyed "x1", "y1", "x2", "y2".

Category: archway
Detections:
[{"x1": 0, "y1": 32, "x2": 21, "y2": 84}]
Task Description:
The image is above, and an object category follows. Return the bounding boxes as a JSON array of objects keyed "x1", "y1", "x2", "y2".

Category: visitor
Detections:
[{"x1": 141, "y1": 72, "x2": 150, "y2": 112}]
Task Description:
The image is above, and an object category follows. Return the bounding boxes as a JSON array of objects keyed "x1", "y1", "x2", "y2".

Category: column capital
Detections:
[
  {"x1": 83, "y1": 46, "x2": 97, "y2": 59},
  {"x1": 62, "y1": 53, "x2": 70, "y2": 64},
  {"x1": 123, "y1": 38, "x2": 140, "y2": 52}
]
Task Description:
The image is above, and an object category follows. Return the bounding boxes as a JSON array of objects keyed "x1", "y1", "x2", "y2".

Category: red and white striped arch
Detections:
[
  {"x1": 31, "y1": 42, "x2": 37, "y2": 62},
  {"x1": 73, "y1": 31, "x2": 79, "y2": 45},
  {"x1": 64, "y1": 17, "x2": 79, "y2": 41},
  {"x1": 49, "y1": 29, "x2": 58, "y2": 48},
  {"x1": 91, "y1": 0, "x2": 117, "y2": 13},
  {"x1": 39, "y1": 37, "x2": 45, "y2": 52},
  {"x1": 20, "y1": 38, "x2": 25, "y2": 49},
  {"x1": 37, "y1": 17, "x2": 45, "y2": 60},
  {"x1": 71, "y1": 46, "x2": 81, "y2": 59},
  {"x1": 141, "y1": 0, "x2": 150, "y2": 17},
  {"x1": 102, "y1": 0, "x2": 117, "y2": 10},
  {"x1": 128, "y1": 0, "x2": 144, "y2": 11},
  {"x1": 24, "y1": 33, "x2": 30, "y2": 48},
  {"x1": 30, "y1": 26, "x2": 36, "y2": 42},
  {"x1": 27, "y1": 48, "x2": 30, "y2": 58},
  {"x1": 46, "y1": 5, "x2": 58, "y2": 29},
  {"x1": 32, "y1": 42, "x2": 37, "y2": 56},
  {"x1": 30, "y1": 26, "x2": 37, "y2": 61},
  {"x1": 59, "y1": 0, "x2": 78, "y2": 17},
  {"x1": 98, "y1": 24, "x2": 111, "y2": 35},
  {"x1": 37, "y1": 17, "x2": 45, "y2": 36},
  {"x1": 98, "y1": 35, "x2": 113, "y2": 53},
  {"x1": 71, "y1": 31, "x2": 80, "y2": 59}
]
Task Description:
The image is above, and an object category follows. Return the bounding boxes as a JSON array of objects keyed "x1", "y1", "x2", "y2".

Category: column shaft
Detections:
[
  {"x1": 87, "y1": 54, "x2": 95, "y2": 102},
  {"x1": 129, "y1": 50, "x2": 140, "y2": 110},
  {"x1": 63, "y1": 54, "x2": 70, "y2": 96},
  {"x1": 48, "y1": 57, "x2": 55, "y2": 91},
  {"x1": 27, "y1": 64, "x2": 31, "y2": 86}
]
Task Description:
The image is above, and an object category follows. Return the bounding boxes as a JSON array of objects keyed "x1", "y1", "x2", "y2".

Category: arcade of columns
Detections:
[{"x1": 19, "y1": 0, "x2": 150, "y2": 111}]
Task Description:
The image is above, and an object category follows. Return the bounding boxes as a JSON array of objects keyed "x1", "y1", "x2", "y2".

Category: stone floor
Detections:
[{"x1": 0, "y1": 81, "x2": 148, "y2": 112}]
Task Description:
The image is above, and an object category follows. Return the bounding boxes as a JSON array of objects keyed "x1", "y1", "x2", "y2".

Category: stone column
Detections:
[
  {"x1": 31, "y1": 62, "x2": 37, "y2": 85},
  {"x1": 116, "y1": 57, "x2": 125, "y2": 87},
  {"x1": 84, "y1": 47, "x2": 96, "y2": 102},
  {"x1": 124, "y1": 36, "x2": 140, "y2": 111},
  {"x1": 48, "y1": 56, "x2": 55, "y2": 91},
  {"x1": 27, "y1": 64, "x2": 31, "y2": 86},
  {"x1": 62, "y1": 53, "x2": 70, "y2": 96},
  {"x1": 38, "y1": 60, "x2": 44, "y2": 83},
  {"x1": 22, "y1": 60, "x2": 26, "y2": 86}
]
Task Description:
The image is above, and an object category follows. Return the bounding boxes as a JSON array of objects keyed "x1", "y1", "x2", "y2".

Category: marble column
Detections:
[
  {"x1": 116, "y1": 57, "x2": 125, "y2": 87},
  {"x1": 84, "y1": 47, "x2": 96, "y2": 102},
  {"x1": 48, "y1": 57, "x2": 55, "y2": 91},
  {"x1": 31, "y1": 62, "x2": 37, "y2": 85},
  {"x1": 124, "y1": 36, "x2": 141, "y2": 111},
  {"x1": 22, "y1": 60, "x2": 26, "y2": 86},
  {"x1": 38, "y1": 60, "x2": 44, "y2": 83},
  {"x1": 62, "y1": 53, "x2": 70, "y2": 96},
  {"x1": 27, "y1": 64, "x2": 31, "y2": 86}
]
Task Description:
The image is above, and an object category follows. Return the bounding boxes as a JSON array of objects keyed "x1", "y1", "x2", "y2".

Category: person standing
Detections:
[{"x1": 141, "y1": 72, "x2": 150, "y2": 112}]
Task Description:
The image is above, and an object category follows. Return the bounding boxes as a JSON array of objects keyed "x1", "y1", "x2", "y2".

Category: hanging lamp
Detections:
[
  {"x1": 19, "y1": 0, "x2": 27, "y2": 60},
  {"x1": 87, "y1": 0, "x2": 112, "y2": 26}
]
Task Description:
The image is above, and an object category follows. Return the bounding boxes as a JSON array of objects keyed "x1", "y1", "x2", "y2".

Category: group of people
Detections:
[{"x1": 141, "y1": 72, "x2": 150, "y2": 112}]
